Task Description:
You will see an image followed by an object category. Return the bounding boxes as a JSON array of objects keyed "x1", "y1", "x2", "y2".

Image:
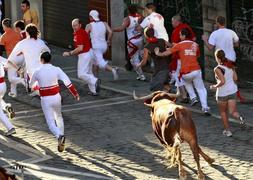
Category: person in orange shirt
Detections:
[
  {"x1": 155, "y1": 28, "x2": 210, "y2": 115},
  {"x1": 0, "y1": 18, "x2": 25, "y2": 98},
  {"x1": 0, "y1": 18, "x2": 21, "y2": 57}
]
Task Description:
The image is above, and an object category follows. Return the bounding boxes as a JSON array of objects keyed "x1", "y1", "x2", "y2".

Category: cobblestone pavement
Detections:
[{"x1": 0, "y1": 46, "x2": 252, "y2": 179}]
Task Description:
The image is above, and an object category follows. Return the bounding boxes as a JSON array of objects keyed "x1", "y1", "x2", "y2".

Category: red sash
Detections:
[
  {"x1": 127, "y1": 34, "x2": 142, "y2": 58},
  {"x1": 0, "y1": 77, "x2": 4, "y2": 83},
  {"x1": 39, "y1": 85, "x2": 60, "y2": 97}
]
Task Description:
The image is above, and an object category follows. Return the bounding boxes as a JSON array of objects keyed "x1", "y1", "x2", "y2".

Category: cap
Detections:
[{"x1": 89, "y1": 10, "x2": 100, "y2": 21}]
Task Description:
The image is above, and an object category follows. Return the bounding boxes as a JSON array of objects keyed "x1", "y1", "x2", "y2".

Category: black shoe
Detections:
[
  {"x1": 5, "y1": 128, "x2": 16, "y2": 136},
  {"x1": 6, "y1": 106, "x2": 15, "y2": 119},
  {"x1": 58, "y1": 135, "x2": 65, "y2": 152},
  {"x1": 95, "y1": 79, "x2": 101, "y2": 93}
]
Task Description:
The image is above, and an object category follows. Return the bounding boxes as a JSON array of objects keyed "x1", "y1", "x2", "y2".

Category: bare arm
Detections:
[
  {"x1": 104, "y1": 22, "x2": 113, "y2": 45},
  {"x1": 210, "y1": 68, "x2": 225, "y2": 89},
  {"x1": 85, "y1": 24, "x2": 92, "y2": 34},
  {"x1": 155, "y1": 47, "x2": 172, "y2": 57},
  {"x1": 137, "y1": 48, "x2": 149, "y2": 67},
  {"x1": 233, "y1": 68, "x2": 238, "y2": 82},
  {"x1": 113, "y1": 17, "x2": 130, "y2": 32},
  {"x1": 202, "y1": 35, "x2": 214, "y2": 51},
  {"x1": 63, "y1": 45, "x2": 83, "y2": 57},
  {"x1": 234, "y1": 42, "x2": 239, "y2": 48}
]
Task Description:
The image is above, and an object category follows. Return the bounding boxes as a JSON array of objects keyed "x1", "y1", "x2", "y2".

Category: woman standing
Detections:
[{"x1": 210, "y1": 49, "x2": 246, "y2": 137}]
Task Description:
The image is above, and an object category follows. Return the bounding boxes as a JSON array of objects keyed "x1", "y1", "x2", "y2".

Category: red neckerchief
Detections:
[
  {"x1": 222, "y1": 59, "x2": 235, "y2": 69},
  {"x1": 129, "y1": 13, "x2": 141, "y2": 18},
  {"x1": 147, "y1": 37, "x2": 158, "y2": 43}
]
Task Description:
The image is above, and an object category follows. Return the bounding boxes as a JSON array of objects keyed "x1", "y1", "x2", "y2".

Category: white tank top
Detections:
[
  {"x1": 126, "y1": 16, "x2": 143, "y2": 41},
  {"x1": 90, "y1": 21, "x2": 107, "y2": 49},
  {"x1": 216, "y1": 65, "x2": 238, "y2": 97}
]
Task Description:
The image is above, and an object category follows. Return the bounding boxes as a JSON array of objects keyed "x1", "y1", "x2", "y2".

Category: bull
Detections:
[{"x1": 134, "y1": 91, "x2": 214, "y2": 180}]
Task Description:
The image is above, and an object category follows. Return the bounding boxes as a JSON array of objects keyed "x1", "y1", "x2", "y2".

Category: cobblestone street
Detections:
[{"x1": 0, "y1": 47, "x2": 252, "y2": 180}]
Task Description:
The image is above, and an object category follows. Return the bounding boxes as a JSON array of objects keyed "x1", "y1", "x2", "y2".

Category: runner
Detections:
[
  {"x1": 30, "y1": 51, "x2": 79, "y2": 152},
  {"x1": 137, "y1": 27, "x2": 170, "y2": 91},
  {"x1": 155, "y1": 28, "x2": 210, "y2": 115},
  {"x1": 86, "y1": 10, "x2": 119, "y2": 80},
  {"x1": 113, "y1": 5, "x2": 146, "y2": 81},
  {"x1": 63, "y1": 18, "x2": 100, "y2": 96},
  {"x1": 8, "y1": 23, "x2": 50, "y2": 96}
]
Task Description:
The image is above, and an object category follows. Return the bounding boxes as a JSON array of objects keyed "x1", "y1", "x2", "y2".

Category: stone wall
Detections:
[{"x1": 202, "y1": 0, "x2": 227, "y2": 81}]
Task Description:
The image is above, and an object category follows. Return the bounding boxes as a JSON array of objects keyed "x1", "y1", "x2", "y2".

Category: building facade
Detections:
[{"x1": 4, "y1": 0, "x2": 253, "y2": 85}]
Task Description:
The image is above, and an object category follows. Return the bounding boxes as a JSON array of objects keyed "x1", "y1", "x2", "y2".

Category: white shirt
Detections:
[
  {"x1": 8, "y1": 38, "x2": 50, "y2": 76},
  {"x1": 209, "y1": 28, "x2": 239, "y2": 62},
  {"x1": 0, "y1": 63, "x2": 4, "y2": 78},
  {"x1": 216, "y1": 65, "x2": 238, "y2": 97},
  {"x1": 30, "y1": 64, "x2": 71, "y2": 88},
  {"x1": 126, "y1": 16, "x2": 143, "y2": 41},
  {"x1": 89, "y1": 21, "x2": 107, "y2": 49},
  {"x1": 140, "y1": 12, "x2": 169, "y2": 42}
]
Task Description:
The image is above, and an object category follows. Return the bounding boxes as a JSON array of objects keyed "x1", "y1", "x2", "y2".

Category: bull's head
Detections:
[{"x1": 133, "y1": 91, "x2": 178, "y2": 107}]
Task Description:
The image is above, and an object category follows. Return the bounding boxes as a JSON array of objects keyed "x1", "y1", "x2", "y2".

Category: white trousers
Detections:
[
  {"x1": 78, "y1": 51, "x2": 97, "y2": 93},
  {"x1": 41, "y1": 94, "x2": 64, "y2": 139},
  {"x1": 0, "y1": 83, "x2": 14, "y2": 130},
  {"x1": 182, "y1": 70, "x2": 209, "y2": 110},
  {"x1": 7, "y1": 54, "x2": 25, "y2": 94},
  {"x1": 93, "y1": 44, "x2": 108, "y2": 69},
  {"x1": 173, "y1": 60, "x2": 184, "y2": 87},
  {"x1": 128, "y1": 39, "x2": 144, "y2": 76}
]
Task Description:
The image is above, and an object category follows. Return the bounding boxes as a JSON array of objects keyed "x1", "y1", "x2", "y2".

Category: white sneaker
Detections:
[
  {"x1": 223, "y1": 130, "x2": 233, "y2": 137},
  {"x1": 8, "y1": 92, "x2": 17, "y2": 98},
  {"x1": 136, "y1": 75, "x2": 146, "y2": 81},
  {"x1": 112, "y1": 67, "x2": 119, "y2": 80}
]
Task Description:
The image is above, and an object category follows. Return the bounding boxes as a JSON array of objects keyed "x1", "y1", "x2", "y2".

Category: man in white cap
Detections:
[{"x1": 86, "y1": 10, "x2": 119, "y2": 80}]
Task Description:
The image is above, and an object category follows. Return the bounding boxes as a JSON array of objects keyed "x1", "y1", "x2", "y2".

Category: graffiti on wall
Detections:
[
  {"x1": 155, "y1": 0, "x2": 202, "y2": 27},
  {"x1": 232, "y1": 8, "x2": 253, "y2": 61}
]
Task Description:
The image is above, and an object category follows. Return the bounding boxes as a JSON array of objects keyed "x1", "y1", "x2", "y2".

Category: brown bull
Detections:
[{"x1": 134, "y1": 91, "x2": 214, "y2": 180}]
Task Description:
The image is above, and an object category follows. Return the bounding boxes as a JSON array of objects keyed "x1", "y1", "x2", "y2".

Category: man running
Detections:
[
  {"x1": 8, "y1": 23, "x2": 50, "y2": 96},
  {"x1": 155, "y1": 28, "x2": 210, "y2": 115},
  {"x1": 86, "y1": 10, "x2": 119, "y2": 80},
  {"x1": 113, "y1": 5, "x2": 146, "y2": 81},
  {"x1": 63, "y1": 18, "x2": 100, "y2": 96},
  {"x1": 30, "y1": 52, "x2": 79, "y2": 152}
]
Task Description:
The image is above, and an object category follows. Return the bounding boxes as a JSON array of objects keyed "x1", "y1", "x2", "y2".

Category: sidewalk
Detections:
[{"x1": 97, "y1": 65, "x2": 253, "y2": 127}]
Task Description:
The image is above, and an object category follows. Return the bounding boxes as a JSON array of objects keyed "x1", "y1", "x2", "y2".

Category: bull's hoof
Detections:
[
  {"x1": 208, "y1": 158, "x2": 215, "y2": 165},
  {"x1": 179, "y1": 171, "x2": 187, "y2": 180},
  {"x1": 198, "y1": 171, "x2": 205, "y2": 180}
]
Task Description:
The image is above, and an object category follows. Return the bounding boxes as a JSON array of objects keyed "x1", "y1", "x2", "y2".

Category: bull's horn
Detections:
[
  {"x1": 133, "y1": 91, "x2": 156, "y2": 100},
  {"x1": 165, "y1": 92, "x2": 179, "y2": 99}
]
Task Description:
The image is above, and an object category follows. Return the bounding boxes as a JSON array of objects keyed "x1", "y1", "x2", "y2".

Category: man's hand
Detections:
[
  {"x1": 154, "y1": 47, "x2": 160, "y2": 56},
  {"x1": 76, "y1": 94, "x2": 80, "y2": 101},
  {"x1": 202, "y1": 35, "x2": 208, "y2": 42},
  {"x1": 136, "y1": 63, "x2": 142, "y2": 69},
  {"x1": 210, "y1": 85, "x2": 216, "y2": 90},
  {"x1": 63, "y1": 51, "x2": 71, "y2": 57}
]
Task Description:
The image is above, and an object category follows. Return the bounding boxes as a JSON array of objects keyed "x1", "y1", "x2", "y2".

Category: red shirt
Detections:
[
  {"x1": 73, "y1": 28, "x2": 91, "y2": 54},
  {"x1": 170, "y1": 23, "x2": 196, "y2": 71}
]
